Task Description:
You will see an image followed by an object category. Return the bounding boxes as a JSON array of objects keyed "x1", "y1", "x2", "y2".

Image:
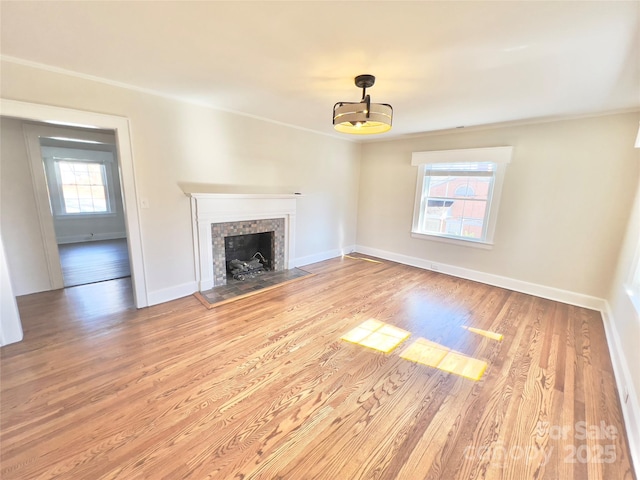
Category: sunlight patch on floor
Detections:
[
  {"x1": 340, "y1": 321, "x2": 499, "y2": 381},
  {"x1": 343, "y1": 255, "x2": 383, "y2": 264},
  {"x1": 340, "y1": 319, "x2": 410, "y2": 353},
  {"x1": 400, "y1": 337, "x2": 487, "y2": 381},
  {"x1": 461, "y1": 325, "x2": 504, "y2": 341}
]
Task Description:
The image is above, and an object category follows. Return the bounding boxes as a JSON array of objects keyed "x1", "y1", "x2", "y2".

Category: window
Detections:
[
  {"x1": 411, "y1": 147, "x2": 512, "y2": 247},
  {"x1": 40, "y1": 146, "x2": 118, "y2": 217},
  {"x1": 627, "y1": 241, "x2": 640, "y2": 314},
  {"x1": 56, "y1": 160, "x2": 109, "y2": 214}
]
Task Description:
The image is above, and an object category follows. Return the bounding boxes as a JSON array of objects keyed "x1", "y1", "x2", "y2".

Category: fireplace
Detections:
[
  {"x1": 225, "y1": 232, "x2": 274, "y2": 276},
  {"x1": 187, "y1": 193, "x2": 298, "y2": 291},
  {"x1": 212, "y1": 218, "x2": 285, "y2": 286}
]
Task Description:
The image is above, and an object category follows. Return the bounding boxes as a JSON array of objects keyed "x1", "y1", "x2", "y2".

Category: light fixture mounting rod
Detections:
[{"x1": 355, "y1": 74, "x2": 375, "y2": 101}]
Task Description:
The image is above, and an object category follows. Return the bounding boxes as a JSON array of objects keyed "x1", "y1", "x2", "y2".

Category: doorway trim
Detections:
[{"x1": 1, "y1": 99, "x2": 149, "y2": 308}]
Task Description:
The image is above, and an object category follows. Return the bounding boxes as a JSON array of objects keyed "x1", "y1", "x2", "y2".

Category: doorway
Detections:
[
  {"x1": 0, "y1": 99, "x2": 148, "y2": 308},
  {"x1": 33, "y1": 131, "x2": 132, "y2": 287}
]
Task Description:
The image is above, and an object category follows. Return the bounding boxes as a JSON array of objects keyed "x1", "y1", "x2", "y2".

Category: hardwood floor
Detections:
[
  {"x1": 1, "y1": 255, "x2": 635, "y2": 479},
  {"x1": 58, "y1": 238, "x2": 131, "y2": 287}
]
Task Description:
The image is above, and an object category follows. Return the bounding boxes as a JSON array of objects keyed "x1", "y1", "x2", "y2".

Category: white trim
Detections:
[
  {"x1": 363, "y1": 108, "x2": 640, "y2": 144},
  {"x1": 295, "y1": 246, "x2": 356, "y2": 267},
  {"x1": 22, "y1": 124, "x2": 65, "y2": 289},
  {"x1": 147, "y1": 281, "x2": 198, "y2": 307},
  {"x1": 0, "y1": 236, "x2": 23, "y2": 346},
  {"x1": 601, "y1": 302, "x2": 640, "y2": 473},
  {"x1": 410, "y1": 232, "x2": 494, "y2": 250},
  {"x1": 626, "y1": 287, "x2": 640, "y2": 316},
  {"x1": 625, "y1": 237, "x2": 640, "y2": 315},
  {"x1": 355, "y1": 245, "x2": 606, "y2": 310},
  {"x1": 1, "y1": 99, "x2": 149, "y2": 308}
]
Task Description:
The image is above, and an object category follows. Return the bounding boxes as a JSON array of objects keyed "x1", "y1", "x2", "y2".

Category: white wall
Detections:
[
  {"x1": 358, "y1": 113, "x2": 640, "y2": 300},
  {"x1": 0, "y1": 60, "x2": 361, "y2": 302},
  {"x1": 606, "y1": 169, "x2": 640, "y2": 466},
  {"x1": 0, "y1": 234, "x2": 24, "y2": 346}
]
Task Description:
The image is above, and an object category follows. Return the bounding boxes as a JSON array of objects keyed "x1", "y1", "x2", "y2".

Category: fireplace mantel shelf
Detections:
[{"x1": 185, "y1": 192, "x2": 302, "y2": 199}]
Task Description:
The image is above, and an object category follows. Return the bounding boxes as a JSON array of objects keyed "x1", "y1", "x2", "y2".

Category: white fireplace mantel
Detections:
[{"x1": 187, "y1": 193, "x2": 298, "y2": 291}]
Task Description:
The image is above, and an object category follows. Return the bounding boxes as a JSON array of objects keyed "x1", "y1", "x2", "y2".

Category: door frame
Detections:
[{"x1": 1, "y1": 99, "x2": 149, "y2": 308}]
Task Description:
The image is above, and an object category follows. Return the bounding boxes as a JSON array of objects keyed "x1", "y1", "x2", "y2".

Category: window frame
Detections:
[
  {"x1": 41, "y1": 146, "x2": 118, "y2": 218},
  {"x1": 411, "y1": 146, "x2": 513, "y2": 249},
  {"x1": 626, "y1": 240, "x2": 640, "y2": 314},
  {"x1": 53, "y1": 158, "x2": 111, "y2": 215}
]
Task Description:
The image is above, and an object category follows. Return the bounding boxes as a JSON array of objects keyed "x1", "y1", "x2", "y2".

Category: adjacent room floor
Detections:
[
  {"x1": 57, "y1": 238, "x2": 131, "y2": 287},
  {"x1": 1, "y1": 255, "x2": 635, "y2": 479}
]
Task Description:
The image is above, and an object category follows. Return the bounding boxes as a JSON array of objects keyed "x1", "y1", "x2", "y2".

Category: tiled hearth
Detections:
[{"x1": 195, "y1": 267, "x2": 312, "y2": 308}]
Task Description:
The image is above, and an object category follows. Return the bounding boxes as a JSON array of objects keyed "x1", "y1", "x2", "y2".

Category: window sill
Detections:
[
  {"x1": 411, "y1": 231, "x2": 494, "y2": 250},
  {"x1": 54, "y1": 212, "x2": 116, "y2": 219}
]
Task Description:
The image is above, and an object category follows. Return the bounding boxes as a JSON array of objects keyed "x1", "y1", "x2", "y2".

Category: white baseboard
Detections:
[
  {"x1": 601, "y1": 303, "x2": 640, "y2": 473},
  {"x1": 147, "y1": 281, "x2": 198, "y2": 307},
  {"x1": 294, "y1": 245, "x2": 356, "y2": 268},
  {"x1": 355, "y1": 245, "x2": 606, "y2": 311},
  {"x1": 56, "y1": 232, "x2": 127, "y2": 244}
]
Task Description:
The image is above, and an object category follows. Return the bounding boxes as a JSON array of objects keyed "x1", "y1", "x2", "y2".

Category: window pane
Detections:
[
  {"x1": 454, "y1": 183, "x2": 475, "y2": 198},
  {"x1": 65, "y1": 199, "x2": 80, "y2": 213},
  {"x1": 89, "y1": 169, "x2": 103, "y2": 185},
  {"x1": 427, "y1": 176, "x2": 455, "y2": 198},
  {"x1": 93, "y1": 198, "x2": 107, "y2": 211},
  {"x1": 62, "y1": 184, "x2": 78, "y2": 198},
  {"x1": 467, "y1": 177, "x2": 490, "y2": 200},
  {"x1": 76, "y1": 185, "x2": 92, "y2": 199},
  {"x1": 56, "y1": 160, "x2": 109, "y2": 214},
  {"x1": 79, "y1": 199, "x2": 95, "y2": 212},
  {"x1": 445, "y1": 218, "x2": 461, "y2": 236},
  {"x1": 417, "y1": 163, "x2": 496, "y2": 241},
  {"x1": 90, "y1": 185, "x2": 105, "y2": 200}
]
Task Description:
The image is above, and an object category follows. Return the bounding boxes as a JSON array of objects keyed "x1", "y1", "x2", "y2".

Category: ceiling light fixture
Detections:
[{"x1": 333, "y1": 74, "x2": 392, "y2": 135}]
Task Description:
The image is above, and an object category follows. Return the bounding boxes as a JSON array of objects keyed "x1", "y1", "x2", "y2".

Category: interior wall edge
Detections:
[
  {"x1": 601, "y1": 301, "x2": 640, "y2": 473},
  {"x1": 146, "y1": 281, "x2": 199, "y2": 307},
  {"x1": 294, "y1": 245, "x2": 357, "y2": 268}
]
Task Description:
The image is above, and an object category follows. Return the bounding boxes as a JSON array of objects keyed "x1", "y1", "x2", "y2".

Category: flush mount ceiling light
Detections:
[{"x1": 333, "y1": 74, "x2": 393, "y2": 135}]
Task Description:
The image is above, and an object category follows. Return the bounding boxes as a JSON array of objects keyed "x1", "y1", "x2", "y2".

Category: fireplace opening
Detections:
[{"x1": 224, "y1": 231, "x2": 274, "y2": 281}]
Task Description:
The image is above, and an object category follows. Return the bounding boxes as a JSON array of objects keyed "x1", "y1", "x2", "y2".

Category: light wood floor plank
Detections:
[{"x1": 1, "y1": 255, "x2": 635, "y2": 479}]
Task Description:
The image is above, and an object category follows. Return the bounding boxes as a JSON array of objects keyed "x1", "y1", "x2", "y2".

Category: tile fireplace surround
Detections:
[
  {"x1": 212, "y1": 218, "x2": 284, "y2": 286},
  {"x1": 187, "y1": 193, "x2": 297, "y2": 291}
]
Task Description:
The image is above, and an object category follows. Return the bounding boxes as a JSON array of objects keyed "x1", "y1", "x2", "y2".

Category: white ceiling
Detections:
[{"x1": 2, "y1": 1, "x2": 639, "y2": 140}]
